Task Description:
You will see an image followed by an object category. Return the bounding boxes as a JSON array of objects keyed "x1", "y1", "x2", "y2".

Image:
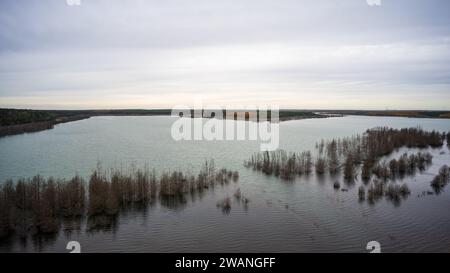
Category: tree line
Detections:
[
  {"x1": 0, "y1": 160, "x2": 239, "y2": 239},
  {"x1": 244, "y1": 127, "x2": 448, "y2": 206}
]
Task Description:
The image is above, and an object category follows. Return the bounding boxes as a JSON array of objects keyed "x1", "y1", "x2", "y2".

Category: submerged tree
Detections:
[
  {"x1": 361, "y1": 160, "x2": 373, "y2": 182},
  {"x1": 343, "y1": 154, "x2": 356, "y2": 181},
  {"x1": 0, "y1": 180, "x2": 15, "y2": 238},
  {"x1": 315, "y1": 157, "x2": 326, "y2": 175},
  {"x1": 88, "y1": 170, "x2": 110, "y2": 216},
  {"x1": 358, "y1": 186, "x2": 365, "y2": 201},
  {"x1": 58, "y1": 176, "x2": 86, "y2": 218},
  {"x1": 431, "y1": 165, "x2": 450, "y2": 194},
  {"x1": 326, "y1": 140, "x2": 339, "y2": 174},
  {"x1": 385, "y1": 184, "x2": 410, "y2": 206}
]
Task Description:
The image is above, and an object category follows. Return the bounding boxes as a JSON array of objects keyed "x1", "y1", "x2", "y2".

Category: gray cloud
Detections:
[{"x1": 0, "y1": 0, "x2": 450, "y2": 109}]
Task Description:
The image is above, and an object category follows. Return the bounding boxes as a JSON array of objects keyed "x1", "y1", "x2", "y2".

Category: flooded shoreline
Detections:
[{"x1": 1, "y1": 116, "x2": 450, "y2": 253}]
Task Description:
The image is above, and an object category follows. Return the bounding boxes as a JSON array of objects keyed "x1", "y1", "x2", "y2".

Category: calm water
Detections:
[{"x1": 1, "y1": 115, "x2": 450, "y2": 253}]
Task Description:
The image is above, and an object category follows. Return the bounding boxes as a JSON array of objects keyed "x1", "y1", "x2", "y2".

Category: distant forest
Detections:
[
  {"x1": 322, "y1": 110, "x2": 450, "y2": 119},
  {"x1": 1, "y1": 108, "x2": 449, "y2": 137},
  {"x1": 0, "y1": 109, "x2": 173, "y2": 126},
  {"x1": 2, "y1": 108, "x2": 450, "y2": 127},
  {"x1": 0, "y1": 109, "x2": 57, "y2": 126},
  {"x1": 0, "y1": 108, "x2": 325, "y2": 127}
]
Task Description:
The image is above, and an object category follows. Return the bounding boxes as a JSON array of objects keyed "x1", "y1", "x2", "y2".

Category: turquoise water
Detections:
[{"x1": 0, "y1": 115, "x2": 450, "y2": 252}]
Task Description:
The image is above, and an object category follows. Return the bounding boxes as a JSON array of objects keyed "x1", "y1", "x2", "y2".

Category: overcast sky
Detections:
[{"x1": 1, "y1": 0, "x2": 449, "y2": 109}]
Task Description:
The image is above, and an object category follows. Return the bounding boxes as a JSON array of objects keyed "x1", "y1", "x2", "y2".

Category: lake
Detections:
[{"x1": 1, "y1": 115, "x2": 450, "y2": 253}]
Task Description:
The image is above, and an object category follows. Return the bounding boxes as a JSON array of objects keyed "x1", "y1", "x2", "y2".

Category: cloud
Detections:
[{"x1": 0, "y1": 0, "x2": 450, "y2": 109}]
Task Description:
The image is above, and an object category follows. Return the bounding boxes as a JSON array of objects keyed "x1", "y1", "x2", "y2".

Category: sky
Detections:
[{"x1": 0, "y1": 0, "x2": 450, "y2": 110}]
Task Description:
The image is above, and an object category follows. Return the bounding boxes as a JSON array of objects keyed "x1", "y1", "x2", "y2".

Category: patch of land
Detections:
[
  {"x1": 0, "y1": 109, "x2": 172, "y2": 137},
  {"x1": 320, "y1": 110, "x2": 450, "y2": 119},
  {"x1": 2, "y1": 108, "x2": 448, "y2": 138},
  {"x1": 0, "y1": 108, "x2": 328, "y2": 137}
]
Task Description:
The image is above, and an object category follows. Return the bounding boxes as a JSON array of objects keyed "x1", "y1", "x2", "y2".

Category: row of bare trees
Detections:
[
  {"x1": 320, "y1": 127, "x2": 441, "y2": 181},
  {"x1": 0, "y1": 160, "x2": 239, "y2": 238},
  {"x1": 0, "y1": 175, "x2": 85, "y2": 238},
  {"x1": 357, "y1": 127, "x2": 443, "y2": 180},
  {"x1": 245, "y1": 127, "x2": 442, "y2": 182},
  {"x1": 367, "y1": 152, "x2": 433, "y2": 181},
  {"x1": 361, "y1": 180, "x2": 411, "y2": 206},
  {"x1": 244, "y1": 150, "x2": 313, "y2": 180}
]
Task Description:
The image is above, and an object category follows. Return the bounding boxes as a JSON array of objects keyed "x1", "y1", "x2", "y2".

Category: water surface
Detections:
[{"x1": 1, "y1": 115, "x2": 450, "y2": 252}]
